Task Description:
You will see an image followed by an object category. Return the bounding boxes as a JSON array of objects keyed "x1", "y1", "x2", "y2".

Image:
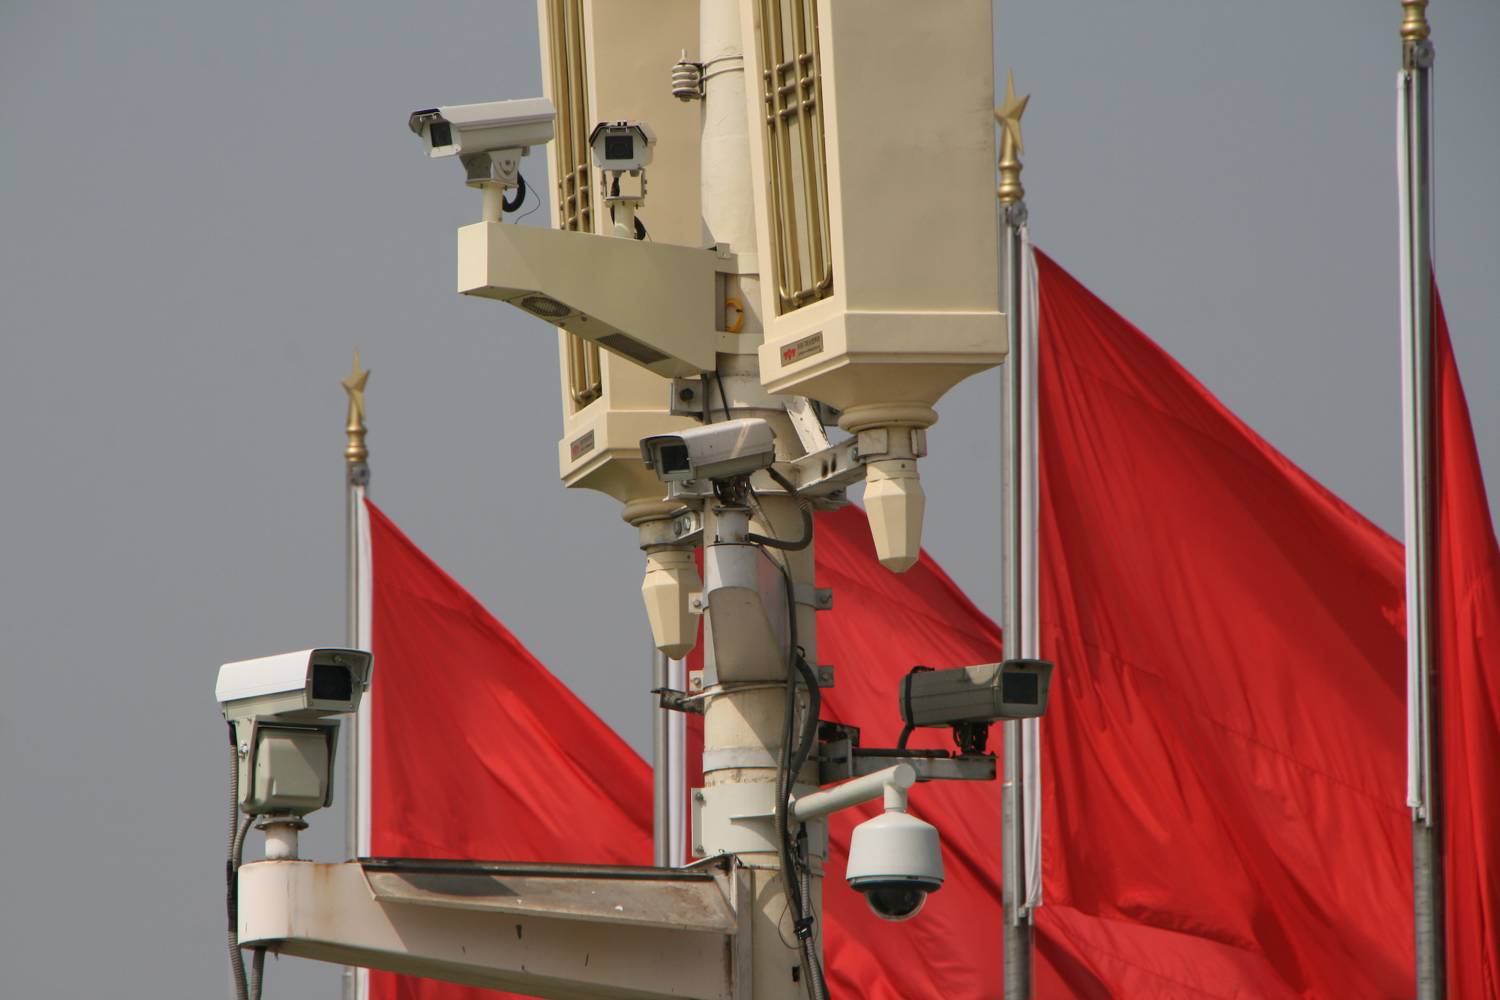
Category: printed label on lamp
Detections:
[
  {"x1": 570, "y1": 430, "x2": 596, "y2": 460},
  {"x1": 781, "y1": 332, "x2": 824, "y2": 366}
]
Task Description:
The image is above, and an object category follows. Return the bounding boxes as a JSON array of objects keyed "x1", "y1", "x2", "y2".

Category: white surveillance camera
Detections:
[
  {"x1": 216, "y1": 648, "x2": 371, "y2": 818},
  {"x1": 409, "y1": 97, "x2": 555, "y2": 160},
  {"x1": 216, "y1": 648, "x2": 372, "y2": 724},
  {"x1": 845, "y1": 806, "x2": 944, "y2": 922},
  {"x1": 641, "y1": 418, "x2": 776, "y2": 484},
  {"x1": 588, "y1": 121, "x2": 655, "y2": 173},
  {"x1": 409, "y1": 97, "x2": 554, "y2": 191}
]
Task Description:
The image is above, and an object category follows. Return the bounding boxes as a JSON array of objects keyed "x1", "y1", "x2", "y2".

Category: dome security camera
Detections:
[{"x1": 845, "y1": 803, "x2": 944, "y2": 922}]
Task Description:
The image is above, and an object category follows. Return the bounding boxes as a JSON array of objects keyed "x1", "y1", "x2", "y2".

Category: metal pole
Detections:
[
  {"x1": 996, "y1": 71, "x2": 1035, "y2": 1000},
  {"x1": 652, "y1": 647, "x2": 672, "y2": 867},
  {"x1": 667, "y1": 655, "x2": 687, "y2": 866},
  {"x1": 695, "y1": 6, "x2": 821, "y2": 994},
  {"x1": 341, "y1": 350, "x2": 370, "y2": 1000},
  {"x1": 1397, "y1": 3, "x2": 1444, "y2": 997}
]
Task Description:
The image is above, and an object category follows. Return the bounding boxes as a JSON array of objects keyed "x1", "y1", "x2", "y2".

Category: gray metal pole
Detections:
[
  {"x1": 1398, "y1": 4, "x2": 1444, "y2": 997},
  {"x1": 997, "y1": 71, "x2": 1035, "y2": 1000},
  {"x1": 341, "y1": 352, "x2": 370, "y2": 1000},
  {"x1": 652, "y1": 647, "x2": 671, "y2": 868},
  {"x1": 1000, "y1": 214, "x2": 1034, "y2": 1000}
]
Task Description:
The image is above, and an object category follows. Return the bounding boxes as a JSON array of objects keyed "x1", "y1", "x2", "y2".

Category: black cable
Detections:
[
  {"x1": 795, "y1": 826, "x2": 828, "y2": 1000},
  {"x1": 746, "y1": 468, "x2": 813, "y2": 551},
  {"x1": 790, "y1": 652, "x2": 822, "y2": 781},
  {"x1": 760, "y1": 540, "x2": 831, "y2": 998},
  {"x1": 515, "y1": 172, "x2": 542, "y2": 223},
  {"x1": 712, "y1": 371, "x2": 733, "y2": 423},
  {"x1": 768, "y1": 547, "x2": 811, "y2": 964},
  {"x1": 896, "y1": 666, "x2": 933, "y2": 751},
  {"x1": 502, "y1": 172, "x2": 527, "y2": 214},
  {"x1": 228, "y1": 729, "x2": 250, "y2": 1000}
]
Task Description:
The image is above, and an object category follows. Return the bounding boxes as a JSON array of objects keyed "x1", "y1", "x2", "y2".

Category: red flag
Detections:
[
  {"x1": 365, "y1": 501, "x2": 651, "y2": 1000},
  {"x1": 808, "y1": 253, "x2": 1432, "y2": 997},
  {"x1": 1028, "y1": 251, "x2": 1412, "y2": 997},
  {"x1": 361, "y1": 255, "x2": 1497, "y2": 998},
  {"x1": 1435, "y1": 294, "x2": 1500, "y2": 998}
]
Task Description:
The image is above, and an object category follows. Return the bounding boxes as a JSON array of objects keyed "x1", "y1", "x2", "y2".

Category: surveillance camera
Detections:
[
  {"x1": 409, "y1": 97, "x2": 555, "y2": 192},
  {"x1": 216, "y1": 648, "x2": 372, "y2": 724},
  {"x1": 900, "y1": 658, "x2": 1054, "y2": 729},
  {"x1": 845, "y1": 807, "x2": 944, "y2": 922},
  {"x1": 641, "y1": 418, "x2": 776, "y2": 484},
  {"x1": 588, "y1": 121, "x2": 655, "y2": 173},
  {"x1": 216, "y1": 648, "x2": 371, "y2": 817},
  {"x1": 409, "y1": 97, "x2": 555, "y2": 160}
]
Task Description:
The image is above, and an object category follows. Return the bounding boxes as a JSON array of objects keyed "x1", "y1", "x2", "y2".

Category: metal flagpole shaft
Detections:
[
  {"x1": 996, "y1": 71, "x2": 1035, "y2": 1000},
  {"x1": 1397, "y1": 3, "x2": 1444, "y2": 997},
  {"x1": 341, "y1": 350, "x2": 370, "y2": 1000},
  {"x1": 652, "y1": 647, "x2": 671, "y2": 867},
  {"x1": 667, "y1": 656, "x2": 687, "y2": 866}
]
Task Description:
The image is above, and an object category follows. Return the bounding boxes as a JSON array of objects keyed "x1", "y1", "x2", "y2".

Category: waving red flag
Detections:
[
  {"x1": 362, "y1": 255, "x2": 1497, "y2": 998},
  {"x1": 1024, "y1": 251, "x2": 1414, "y2": 997},
  {"x1": 364, "y1": 501, "x2": 651, "y2": 1000},
  {"x1": 788, "y1": 253, "x2": 1424, "y2": 997},
  {"x1": 1435, "y1": 294, "x2": 1500, "y2": 998}
]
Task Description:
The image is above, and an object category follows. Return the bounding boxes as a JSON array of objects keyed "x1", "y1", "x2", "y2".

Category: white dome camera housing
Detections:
[{"x1": 845, "y1": 806, "x2": 944, "y2": 922}]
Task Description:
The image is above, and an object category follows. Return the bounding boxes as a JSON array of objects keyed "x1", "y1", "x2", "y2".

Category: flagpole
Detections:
[
  {"x1": 1397, "y1": 3, "x2": 1444, "y2": 997},
  {"x1": 652, "y1": 646, "x2": 671, "y2": 867},
  {"x1": 341, "y1": 350, "x2": 370, "y2": 1000},
  {"x1": 997, "y1": 71, "x2": 1036, "y2": 1000},
  {"x1": 667, "y1": 654, "x2": 686, "y2": 866}
]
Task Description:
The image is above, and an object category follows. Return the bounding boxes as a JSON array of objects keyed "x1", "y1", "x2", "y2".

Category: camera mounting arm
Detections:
[{"x1": 790, "y1": 764, "x2": 915, "y2": 823}]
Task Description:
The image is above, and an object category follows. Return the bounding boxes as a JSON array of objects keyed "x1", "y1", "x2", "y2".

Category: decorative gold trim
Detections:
[
  {"x1": 995, "y1": 70, "x2": 1029, "y2": 205},
  {"x1": 545, "y1": 0, "x2": 603, "y2": 410},
  {"x1": 341, "y1": 348, "x2": 369, "y2": 466}
]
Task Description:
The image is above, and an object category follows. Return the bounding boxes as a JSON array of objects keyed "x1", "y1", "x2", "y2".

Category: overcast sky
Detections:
[{"x1": 1, "y1": 2, "x2": 1496, "y2": 997}]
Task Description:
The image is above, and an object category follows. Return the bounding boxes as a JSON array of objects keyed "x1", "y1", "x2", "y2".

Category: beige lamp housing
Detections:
[
  {"x1": 534, "y1": 0, "x2": 706, "y2": 656},
  {"x1": 534, "y1": 0, "x2": 704, "y2": 523},
  {"x1": 739, "y1": 0, "x2": 1007, "y2": 570}
]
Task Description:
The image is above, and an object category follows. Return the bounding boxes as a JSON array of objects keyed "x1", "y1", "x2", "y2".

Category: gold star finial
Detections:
[
  {"x1": 342, "y1": 348, "x2": 369, "y2": 466},
  {"x1": 995, "y1": 70, "x2": 1029, "y2": 156},
  {"x1": 995, "y1": 70, "x2": 1029, "y2": 205}
]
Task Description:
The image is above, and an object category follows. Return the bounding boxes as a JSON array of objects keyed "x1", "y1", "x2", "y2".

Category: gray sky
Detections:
[{"x1": 1, "y1": 2, "x2": 1495, "y2": 997}]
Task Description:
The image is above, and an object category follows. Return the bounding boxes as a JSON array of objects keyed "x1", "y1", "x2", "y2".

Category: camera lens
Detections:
[
  {"x1": 604, "y1": 134, "x2": 634, "y2": 161},
  {"x1": 312, "y1": 663, "x2": 353, "y2": 703},
  {"x1": 862, "y1": 884, "x2": 928, "y2": 922},
  {"x1": 658, "y1": 443, "x2": 691, "y2": 475},
  {"x1": 1001, "y1": 669, "x2": 1039, "y2": 705}
]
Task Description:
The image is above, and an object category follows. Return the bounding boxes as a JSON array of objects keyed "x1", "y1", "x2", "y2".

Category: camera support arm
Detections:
[{"x1": 790, "y1": 764, "x2": 915, "y2": 823}]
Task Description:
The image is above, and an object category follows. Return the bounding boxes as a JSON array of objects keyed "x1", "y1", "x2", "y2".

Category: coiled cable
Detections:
[{"x1": 227, "y1": 732, "x2": 250, "y2": 1000}]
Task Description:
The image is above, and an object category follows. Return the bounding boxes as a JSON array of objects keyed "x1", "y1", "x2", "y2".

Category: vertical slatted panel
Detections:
[
  {"x1": 547, "y1": 0, "x2": 603, "y2": 408},
  {"x1": 756, "y1": 0, "x2": 833, "y2": 314}
]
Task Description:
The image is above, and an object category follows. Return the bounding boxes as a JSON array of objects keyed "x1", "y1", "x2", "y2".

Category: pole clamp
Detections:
[{"x1": 1404, "y1": 38, "x2": 1435, "y2": 69}]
